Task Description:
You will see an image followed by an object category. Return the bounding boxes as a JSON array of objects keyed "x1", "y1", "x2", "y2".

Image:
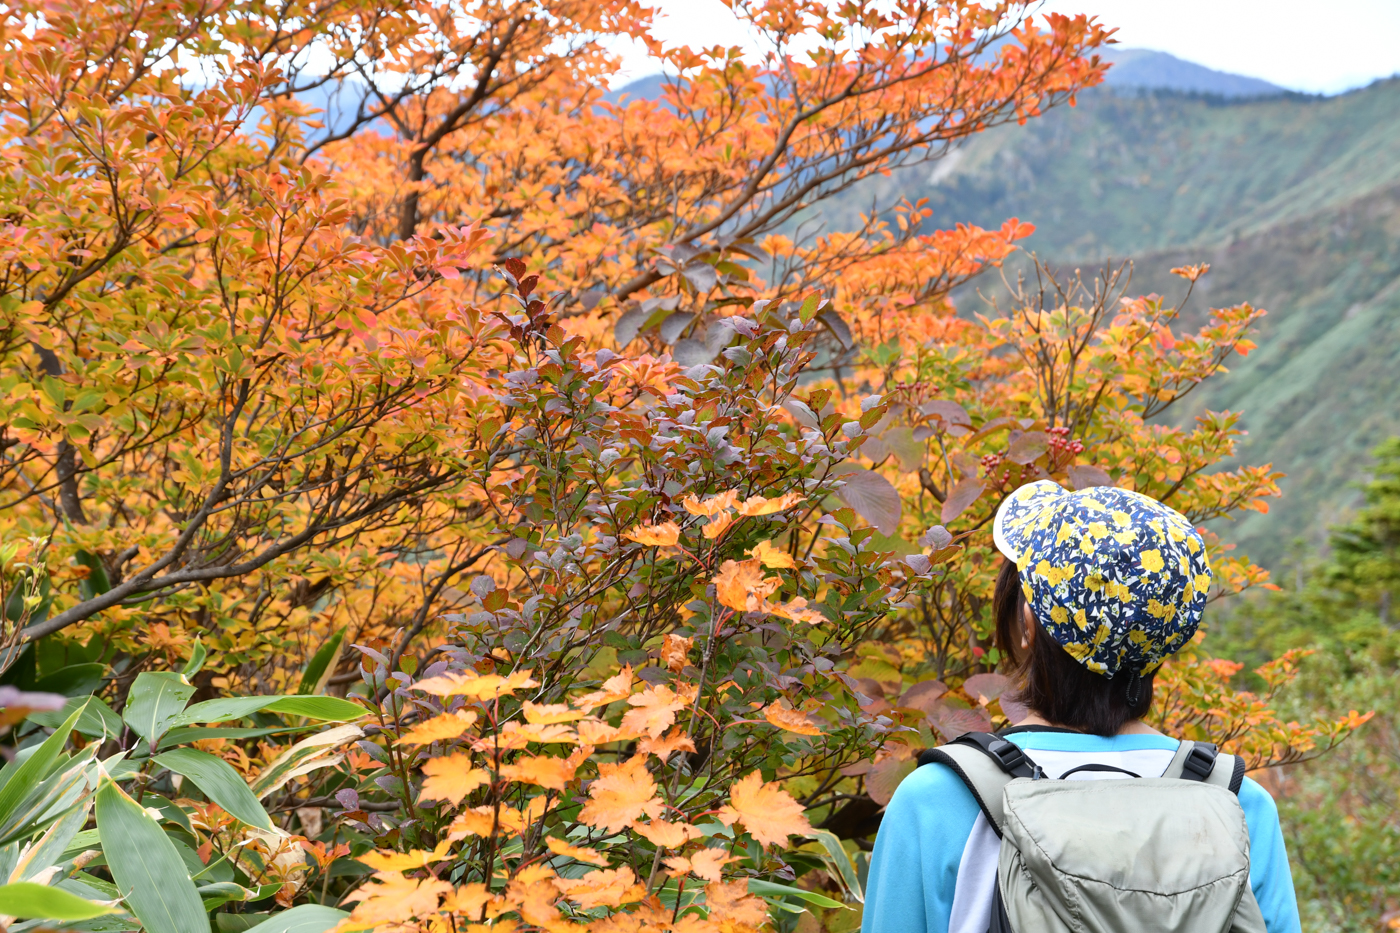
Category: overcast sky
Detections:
[{"x1": 609, "y1": 0, "x2": 1400, "y2": 96}]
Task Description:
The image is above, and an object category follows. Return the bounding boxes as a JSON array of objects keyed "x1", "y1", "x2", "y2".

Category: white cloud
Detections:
[{"x1": 1042, "y1": 0, "x2": 1400, "y2": 94}]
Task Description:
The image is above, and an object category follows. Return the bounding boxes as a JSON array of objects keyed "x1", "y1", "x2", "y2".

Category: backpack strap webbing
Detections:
[
  {"x1": 916, "y1": 732, "x2": 1038, "y2": 837},
  {"x1": 1162, "y1": 740, "x2": 1246, "y2": 794}
]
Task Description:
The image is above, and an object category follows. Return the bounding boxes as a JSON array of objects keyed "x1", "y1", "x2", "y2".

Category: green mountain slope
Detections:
[{"x1": 819, "y1": 80, "x2": 1400, "y2": 567}]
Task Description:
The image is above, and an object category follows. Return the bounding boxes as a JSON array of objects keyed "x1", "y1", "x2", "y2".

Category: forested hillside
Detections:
[{"x1": 819, "y1": 77, "x2": 1400, "y2": 568}]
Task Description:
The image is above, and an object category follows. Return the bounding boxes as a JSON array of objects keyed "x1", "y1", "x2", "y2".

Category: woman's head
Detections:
[
  {"x1": 993, "y1": 557, "x2": 1153, "y2": 735},
  {"x1": 989, "y1": 480, "x2": 1212, "y2": 734}
]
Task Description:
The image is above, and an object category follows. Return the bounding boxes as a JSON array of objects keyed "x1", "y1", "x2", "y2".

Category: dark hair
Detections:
[{"x1": 992, "y1": 557, "x2": 1153, "y2": 736}]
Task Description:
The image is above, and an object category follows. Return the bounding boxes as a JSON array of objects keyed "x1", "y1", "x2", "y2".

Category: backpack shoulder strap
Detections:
[
  {"x1": 916, "y1": 732, "x2": 1037, "y2": 836},
  {"x1": 1162, "y1": 740, "x2": 1246, "y2": 794}
]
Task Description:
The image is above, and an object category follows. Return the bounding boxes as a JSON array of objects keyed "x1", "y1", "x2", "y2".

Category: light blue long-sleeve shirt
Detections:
[{"x1": 861, "y1": 729, "x2": 1301, "y2": 933}]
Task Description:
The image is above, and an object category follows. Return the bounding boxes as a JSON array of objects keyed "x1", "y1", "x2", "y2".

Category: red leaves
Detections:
[
  {"x1": 941, "y1": 478, "x2": 986, "y2": 523},
  {"x1": 1068, "y1": 464, "x2": 1113, "y2": 490}
]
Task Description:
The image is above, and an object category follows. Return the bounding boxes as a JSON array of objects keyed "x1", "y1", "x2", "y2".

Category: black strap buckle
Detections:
[
  {"x1": 987, "y1": 738, "x2": 1027, "y2": 773},
  {"x1": 1182, "y1": 743, "x2": 1218, "y2": 781},
  {"x1": 949, "y1": 731, "x2": 1036, "y2": 778}
]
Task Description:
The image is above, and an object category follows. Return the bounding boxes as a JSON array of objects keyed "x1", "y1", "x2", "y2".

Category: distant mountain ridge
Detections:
[
  {"x1": 610, "y1": 48, "x2": 1287, "y2": 102},
  {"x1": 1098, "y1": 48, "x2": 1284, "y2": 98}
]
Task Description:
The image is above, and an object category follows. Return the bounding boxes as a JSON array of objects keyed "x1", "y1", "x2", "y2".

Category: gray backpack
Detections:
[{"x1": 920, "y1": 733, "x2": 1267, "y2": 933}]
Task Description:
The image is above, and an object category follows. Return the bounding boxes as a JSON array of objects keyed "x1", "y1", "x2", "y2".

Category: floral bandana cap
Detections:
[{"x1": 992, "y1": 479, "x2": 1212, "y2": 679}]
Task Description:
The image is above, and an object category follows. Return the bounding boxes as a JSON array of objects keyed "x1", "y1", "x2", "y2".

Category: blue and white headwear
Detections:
[{"x1": 992, "y1": 480, "x2": 1211, "y2": 679}]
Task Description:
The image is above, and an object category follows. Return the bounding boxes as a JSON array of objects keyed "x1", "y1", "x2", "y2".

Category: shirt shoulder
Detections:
[
  {"x1": 884, "y1": 755, "x2": 987, "y2": 827},
  {"x1": 1236, "y1": 774, "x2": 1281, "y2": 823}
]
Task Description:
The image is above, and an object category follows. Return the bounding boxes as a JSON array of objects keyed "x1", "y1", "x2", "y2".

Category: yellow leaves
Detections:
[
  {"x1": 446, "y1": 806, "x2": 498, "y2": 840},
  {"x1": 342, "y1": 871, "x2": 452, "y2": 928},
  {"x1": 573, "y1": 666, "x2": 633, "y2": 710},
  {"x1": 415, "y1": 669, "x2": 539, "y2": 700},
  {"x1": 621, "y1": 682, "x2": 696, "y2": 738},
  {"x1": 682, "y1": 490, "x2": 738, "y2": 517},
  {"x1": 1171, "y1": 262, "x2": 1210, "y2": 283},
  {"x1": 762, "y1": 703, "x2": 823, "y2": 736},
  {"x1": 471, "y1": 721, "x2": 579, "y2": 751},
  {"x1": 713, "y1": 559, "x2": 781, "y2": 613},
  {"x1": 661, "y1": 634, "x2": 694, "y2": 672},
  {"x1": 631, "y1": 818, "x2": 702, "y2": 848},
  {"x1": 704, "y1": 880, "x2": 770, "y2": 929},
  {"x1": 579, "y1": 755, "x2": 663, "y2": 833},
  {"x1": 358, "y1": 841, "x2": 453, "y2": 872},
  {"x1": 545, "y1": 837, "x2": 610, "y2": 866},
  {"x1": 499, "y1": 746, "x2": 593, "y2": 791},
  {"x1": 714, "y1": 554, "x2": 824, "y2": 622},
  {"x1": 552, "y1": 867, "x2": 647, "y2": 910},
  {"x1": 684, "y1": 490, "x2": 803, "y2": 518},
  {"x1": 522, "y1": 701, "x2": 586, "y2": 724},
  {"x1": 398, "y1": 709, "x2": 479, "y2": 745},
  {"x1": 419, "y1": 752, "x2": 490, "y2": 805},
  {"x1": 680, "y1": 491, "x2": 805, "y2": 545},
  {"x1": 665, "y1": 848, "x2": 738, "y2": 883},
  {"x1": 576, "y1": 719, "x2": 629, "y2": 745},
  {"x1": 702, "y1": 512, "x2": 734, "y2": 540},
  {"x1": 716, "y1": 771, "x2": 812, "y2": 847},
  {"x1": 737, "y1": 492, "x2": 804, "y2": 516},
  {"x1": 770, "y1": 596, "x2": 827, "y2": 625},
  {"x1": 506, "y1": 863, "x2": 561, "y2": 927},
  {"x1": 638, "y1": 727, "x2": 697, "y2": 761},
  {"x1": 441, "y1": 882, "x2": 493, "y2": 921},
  {"x1": 622, "y1": 521, "x2": 680, "y2": 547},
  {"x1": 448, "y1": 797, "x2": 549, "y2": 840},
  {"x1": 750, "y1": 539, "x2": 796, "y2": 569}
]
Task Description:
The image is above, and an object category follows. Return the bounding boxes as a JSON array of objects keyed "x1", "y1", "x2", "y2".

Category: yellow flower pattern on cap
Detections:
[{"x1": 992, "y1": 479, "x2": 1212, "y2": 678}]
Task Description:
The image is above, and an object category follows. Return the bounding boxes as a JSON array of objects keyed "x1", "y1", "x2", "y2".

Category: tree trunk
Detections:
[{"x1": 396, "y1": 151, "x2": 427, "y2": 241}]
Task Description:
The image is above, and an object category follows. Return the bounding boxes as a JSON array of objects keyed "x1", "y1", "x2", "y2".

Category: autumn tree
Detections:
[{"x1": 0, "y1": 0, "x2": 1113, "y2": 668}]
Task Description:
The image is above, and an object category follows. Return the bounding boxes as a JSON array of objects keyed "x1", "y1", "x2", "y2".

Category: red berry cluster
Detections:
[
  {"x1": 1049, "y1": 425, "x2": 1084, "y2": 455},
  {"x1": 980, "y1": 452, "x2": 1014, "y2": 484}
]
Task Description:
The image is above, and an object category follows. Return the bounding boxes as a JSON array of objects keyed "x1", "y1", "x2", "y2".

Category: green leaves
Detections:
[
  {"x1": 297, "y1": 630, "x2": 345, "y2": 695},
  {"x1": 747, "y1": 878, "x2": 846, "y2": 910},
  {"x1": 95, "y1": 779, "x2": 210, "y2": 933},
  {"x1": 12, "y1": 799, "x2": 91, "y2": 882},
  {"x1": 123, "y1": 672, "x2": 195, "y2": 749},
  {"x1": 243, "y1": 904, "x2": 349, "y2": 933},
  {"x1": 0, "y1": 701, "x2": 85, "y2": 834},
  {"x1": 30, "y1": 693, "x2": 123, "y2": 738},
  {"x1": 0, "y1": 881, "x2": 118, "y2": 920},
  {"x1": 250, "y1": 723, "x2": 363, "y2": 799},
  {"x1": 807, "y1": 829, "x2": 864, "y2": 903},
  {"x1": 198, "y1": 881, "x2": 281, "y2": 912},
  {"x1": 74, "y1": 549, "x2": 111, "y2": 602},
  {"x1": 154, "y1": 748, "x2": 272, "y2": 830},
  {"x1": 183, "y1": 639, "x2": 208, "y2": 677},
  {"x1": 169, "y1": 695, "x2": 364, "y2": 730}
]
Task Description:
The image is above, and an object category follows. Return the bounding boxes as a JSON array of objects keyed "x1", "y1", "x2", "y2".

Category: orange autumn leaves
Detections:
[
  {"x1": 341, "y1": 661, "x2": 812, "y2": 933},
  {"x1": 623, "y1": 489, "x2": 826, "y2": 625},
  {"x1": 577, "y1": 754, "x2": 664, "y2": 832},
  {"x1": 715, "y1": 772, "x2": 813, "y2": 848},
  {"x1": 576, "y1": 750, "x2": 811, "y2": 852},
  {"x1": 345, "y1": 865, "x2": 771, "y2": 933},
  {"x1": 622, "y1": 490, "x2": 805, "y2": 548}
]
